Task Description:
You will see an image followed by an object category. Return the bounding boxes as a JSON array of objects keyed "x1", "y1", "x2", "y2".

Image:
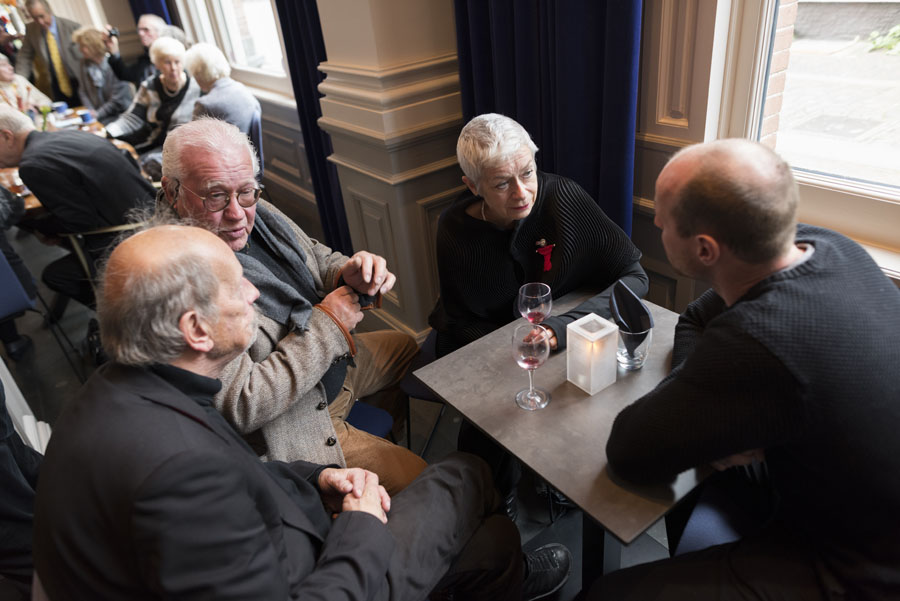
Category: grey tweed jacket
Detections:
[{"x1": 215, "y1": 201, "x2": 351, "y2": 466}]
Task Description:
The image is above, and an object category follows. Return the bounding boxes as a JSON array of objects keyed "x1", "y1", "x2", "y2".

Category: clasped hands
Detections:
[
  {"x1": 318, "y1": 467, "x2": 391, "y2": 524},
  {"x1": 319, "y1": 251, "x2": 395, "y2": 331}
]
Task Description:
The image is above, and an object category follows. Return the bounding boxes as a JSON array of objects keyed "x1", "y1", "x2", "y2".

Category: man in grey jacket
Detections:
[
  {"x1": 15, "y1": 0, "x2": 81, "y2": 105},
  {"x1": 160, "y1": 118, "x2": 426, "y2": 494}
]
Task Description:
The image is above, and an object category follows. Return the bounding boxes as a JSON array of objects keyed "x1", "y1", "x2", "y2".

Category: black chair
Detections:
[
  {"x1": 346, "y1": 400, "x2": 393, "y2": 440},
  {"x1": 0, "y1": 251, "x2": 83, "y2": 383}
]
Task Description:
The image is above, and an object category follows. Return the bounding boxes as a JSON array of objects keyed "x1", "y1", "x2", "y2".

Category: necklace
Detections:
[
  {"x1": 161, "y1": 77, "x2": 183, "y2": 97},
  {"x1": 481, "y1": 199, "x2": 487, "y2": 222}
]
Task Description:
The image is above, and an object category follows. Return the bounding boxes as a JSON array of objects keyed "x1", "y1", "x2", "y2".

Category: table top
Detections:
[{"x1": 414, "y1": 294, "x2": 705, "y2": 544}]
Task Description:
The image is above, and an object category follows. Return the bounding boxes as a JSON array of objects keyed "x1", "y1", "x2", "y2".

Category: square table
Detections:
[{"x1": 413, "y1": 294, "x2": 706, "y2": 581}]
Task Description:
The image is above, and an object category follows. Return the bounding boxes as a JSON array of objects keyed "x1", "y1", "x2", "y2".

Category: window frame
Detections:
[
  {"x1": 172, "y1": 0, "x2": 293, "y2": 97},
  {"x1": 714, "y1": 0, "x2": 899, "y2": 258}
]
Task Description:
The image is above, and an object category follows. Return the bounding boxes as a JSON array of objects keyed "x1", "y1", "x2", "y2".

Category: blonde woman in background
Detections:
[{"x1": 71, "y1": 26, "x2": 132, "y2": 124}]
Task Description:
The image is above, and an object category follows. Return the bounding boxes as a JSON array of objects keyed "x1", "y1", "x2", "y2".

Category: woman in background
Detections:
[
  {"x1": 105, "y1": 36, "x2": 200, "y2": 178},
  {"x1": 71, "y1": 27, "x2": 132, "y2": 124},
  {"x1": 0, "y1": 54, "x2": 49, "y2": 112},
  {"x1": 184, "y1": 42, "x2": 260, "y2": 137}
]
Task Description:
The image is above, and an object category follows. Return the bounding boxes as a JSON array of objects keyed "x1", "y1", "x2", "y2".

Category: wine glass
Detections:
[
  {"x1": 511, "y1": 323, "x2": 551, "y2": 410},
  {"x1": 518, "y1": 282, "x2": 552, "y2": 325}
]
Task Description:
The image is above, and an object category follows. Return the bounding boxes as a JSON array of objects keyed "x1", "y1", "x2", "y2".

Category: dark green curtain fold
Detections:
[
  {"x1": 273, "y1": 0, "x2": 353, "y2": 255},
  {"x1": 454, "y1": 0, "x2": 642, "y2": 234}
]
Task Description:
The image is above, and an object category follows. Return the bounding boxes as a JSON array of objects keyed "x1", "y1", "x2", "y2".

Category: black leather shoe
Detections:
[
  {"x1": 504, "y1": 490, "x2": 519, "y2": 522},
  {"x1": 4, "y1": 335, "x2": 32, "y2": 361},
  {"x1": 522, "y1": 543, "x2": 571, "y2": 601}
]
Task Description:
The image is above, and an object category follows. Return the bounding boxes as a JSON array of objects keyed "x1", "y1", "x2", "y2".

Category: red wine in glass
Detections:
[
  {"x1": 512, "y1": 324, "x2": 551, "y2": 410},
  {"x1": 518, "y1": 283, "x2": 552, "y2": 325}
]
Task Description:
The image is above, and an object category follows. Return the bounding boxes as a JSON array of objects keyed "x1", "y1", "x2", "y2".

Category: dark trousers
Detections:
[
  {"x1": 458, "y1": 420, "x2": 522, "y2": 498},
  {"x1": 41, "y1": 253, "x2": 95, "y2": 309},
  {"x1": 0, "y1": 232, "x2": 36, "y2": 345},
  {"x1": 1, "y1": 391, "x2": 42, "y2": 597},
  {"x1": 379, "y1": 452, "x2": 523, "y2": 601},
  {"x1": 587, "y1": 524, "x2": 829, "y2": 601}
]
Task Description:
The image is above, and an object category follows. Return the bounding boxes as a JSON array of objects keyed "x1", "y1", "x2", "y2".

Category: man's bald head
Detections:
[
  {"x1": 658, "y1": 139, "x2": 798, "y2": 264},
  {"x1": 99, "y1": 225, "x2": 231, "y2": 366}
]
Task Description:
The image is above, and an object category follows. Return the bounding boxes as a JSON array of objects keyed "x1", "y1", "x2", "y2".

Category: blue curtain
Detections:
[
  {"x1": 273, "y1": 0, "x2": 353, "y2": 255},
  {"x1": 454, "y1": 0, "x2": 642, "y2": 234},
  {"x1": 127, "y1": 1, "x2": 171, "y2": 23}
]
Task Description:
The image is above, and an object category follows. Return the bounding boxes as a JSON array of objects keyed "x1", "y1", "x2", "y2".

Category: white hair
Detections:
[
  {"x1": 184, "y1": 43, "x2": 231, "y2": 88},
  {"x1": 0, "y1": 105, "x2": 36, "y2": 133},
  {"x1": 456, "y1": 113, "x2": 538, "y2": 190},
  {"x1": 149, "y1": 36, "x2": 186, "y2": 67},
  {"x1": 98, "y1": 243, "x2": 220, "y2": 366},
  {"x1": 161, "y1": 118, "x2": 259, "y2": 189}
]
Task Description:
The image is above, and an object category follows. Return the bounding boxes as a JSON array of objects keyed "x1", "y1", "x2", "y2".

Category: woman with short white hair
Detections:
[
  {"x1": 106, "y1": 37, "x2": 201, "y2": 177},
  {"x1": 430, "y1": 113, "x2": 648, "y2": 357},
  {"x1": 184, "y1": 42, "x2": 260, "y2": 148}
]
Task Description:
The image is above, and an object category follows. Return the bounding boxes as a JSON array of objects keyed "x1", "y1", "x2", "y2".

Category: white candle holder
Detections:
[{"x1": 566, "y1": 313, "x2": 619, "y2": 395}]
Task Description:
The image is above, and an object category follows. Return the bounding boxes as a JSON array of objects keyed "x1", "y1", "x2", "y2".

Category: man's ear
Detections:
[
  {"x1": 695, "y1": 234, "x2": 720, "y2": 266},
  {"x1": 178, "y1": 310, "x2": 215, "y2": 353},
  {"x1": 462, "y1": 175, "x2": 479, "y2": 197},
  {"x1": 160, "y1": 176, "x2": 177, "y2": 208}
]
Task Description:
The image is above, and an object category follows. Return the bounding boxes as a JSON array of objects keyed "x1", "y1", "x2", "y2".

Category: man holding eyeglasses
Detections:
[{"x1": 159, "y1": 118, "x2": 426, "y2": 495}]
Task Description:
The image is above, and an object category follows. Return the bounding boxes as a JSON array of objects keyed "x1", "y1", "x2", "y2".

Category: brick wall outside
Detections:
[{"x1": 760, "y1": 0, "x2": 799, "y2": 148}]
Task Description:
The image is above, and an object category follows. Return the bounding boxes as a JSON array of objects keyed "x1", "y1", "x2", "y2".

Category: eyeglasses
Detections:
[{"x1": 175, "y1": 179, "x2": 262, "y2": 213}]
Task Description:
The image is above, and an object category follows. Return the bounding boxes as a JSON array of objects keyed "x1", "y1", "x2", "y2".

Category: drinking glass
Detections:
[
  {"x1": 511, "y1": 323, "x2": 551, "y2": 410},
  {"x1": 518, "y1": 282, "x2": 552, "y2": 325}
]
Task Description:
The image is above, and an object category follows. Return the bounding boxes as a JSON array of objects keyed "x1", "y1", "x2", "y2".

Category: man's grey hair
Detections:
[
  {"x1": 138, "y1": 13, "x2": 167, "y2": 34},
  {"x1": 0, "y1": 105, "x2": 36, "y2": 133},
  {"x1": 159, "y1": 25, "x2": 190, "y2": 49},
  {"x1": 149, "y1": 36, "x2": 186, "y2": 66},
  {"x1": 97, "y1": 225, "x2": 221, "y2": 366},
  {"x1": 161, "y1": 117, "x2": 260, "y2": 192},
  {"x1": 669, "y1": 139, "x2": 799, "y2": 264},
  {"x1": 184, "y1": 42, "x2": 231, "y2": 88},
  {"x1": 457, "y1": 113, "x2": 538, "y2": 192},
  {"x1": 25, "y1": 0, "x2": 51, "y2": 14}
]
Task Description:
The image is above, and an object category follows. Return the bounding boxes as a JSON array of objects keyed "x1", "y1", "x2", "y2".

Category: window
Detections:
[
  {"x1": 174, "y1": 0, "x2": 292, "y2": 96},
  {"x1": 716, "y1": 0, "x2": 899, "y2": 270}
]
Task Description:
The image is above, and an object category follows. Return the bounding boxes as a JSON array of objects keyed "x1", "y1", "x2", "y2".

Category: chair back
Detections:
[
  {"x1": 0, "y1": 251, "x2": 35, "y2": 320},
  {"x1": 249, "y1": 107, "x2": 264, "y2": 178}
]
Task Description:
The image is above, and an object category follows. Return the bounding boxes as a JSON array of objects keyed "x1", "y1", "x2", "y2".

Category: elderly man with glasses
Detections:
[{"x1": 159, "y1": 118, "x2": 426, "y2": 495}]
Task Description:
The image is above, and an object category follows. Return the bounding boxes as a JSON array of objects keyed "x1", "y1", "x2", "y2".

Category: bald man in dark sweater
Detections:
[{"x1": 593, "y1": 140, "x2": 900, "y2": 600}]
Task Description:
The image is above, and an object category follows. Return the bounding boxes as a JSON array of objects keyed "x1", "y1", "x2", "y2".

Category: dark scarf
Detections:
[{"x1": 236, "y1": 203, "x2": 320, "y2": 331}]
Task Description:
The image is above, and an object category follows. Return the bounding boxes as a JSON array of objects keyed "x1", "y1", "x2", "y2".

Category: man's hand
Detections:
[
  {"x1": 103, "y1": 26, "x2": 120, "y2": 54},
  {"x1": 318, "y1": 467, "x2": 391, "y2": 523},
  {"x1": 711, "y1": 448, "x2": 765, "y2": 471},
  {"x1": 339, "y1": 251, "x2": 396, "y2": 296},
  {"x1": 320, "y1": 285, "x2": 363, "y2": 331}
]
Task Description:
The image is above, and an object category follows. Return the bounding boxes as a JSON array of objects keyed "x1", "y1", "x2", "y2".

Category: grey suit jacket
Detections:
[
  {"x1": 216, "y1": 201, "x2": 352, "y2": 466},
  {"x1": 15, "y1": 17, "x2": 82, "y2": 98},
  {"x1": 77, "y1": 57, "x2": 133, "y2": 123}
]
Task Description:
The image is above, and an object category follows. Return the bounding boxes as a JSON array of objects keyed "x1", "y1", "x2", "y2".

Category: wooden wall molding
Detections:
[{"x1": 656, "y1": 0, "x2": 698, "y2": 128}]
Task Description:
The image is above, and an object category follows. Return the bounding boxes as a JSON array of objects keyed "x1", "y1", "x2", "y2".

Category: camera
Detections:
[{"x1": 108, "y1": 27, "x2": 119, "y2": 37}]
